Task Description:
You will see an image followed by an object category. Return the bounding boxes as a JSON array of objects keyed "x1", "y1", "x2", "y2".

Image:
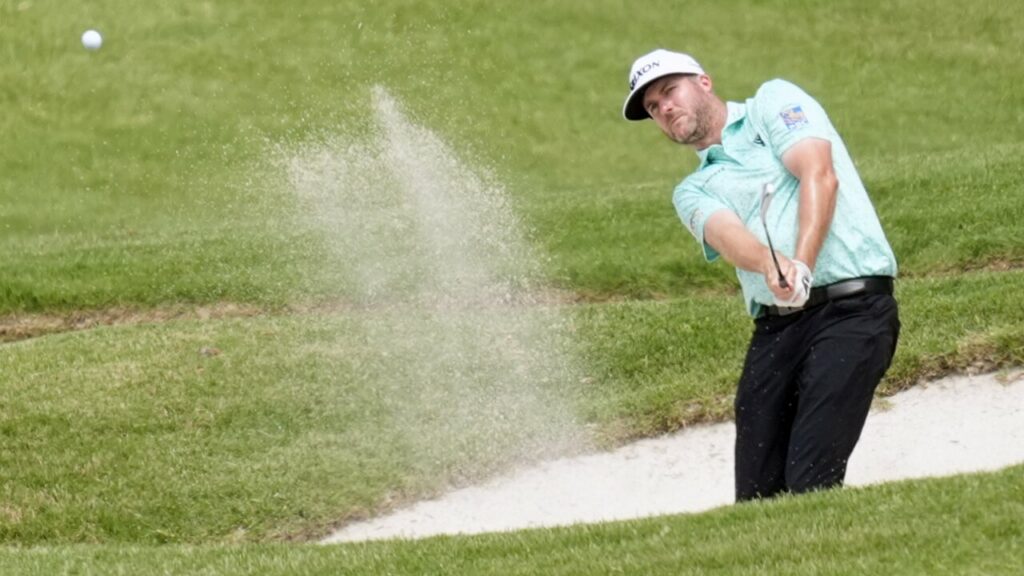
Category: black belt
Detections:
[{"x1": 761, "y1": 276, "x2": 894, "y2": 317}]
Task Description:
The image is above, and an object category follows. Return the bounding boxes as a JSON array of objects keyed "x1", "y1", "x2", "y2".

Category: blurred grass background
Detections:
[{"x1": 2, "y1": 0, "x2": 1022, "y2": 310}]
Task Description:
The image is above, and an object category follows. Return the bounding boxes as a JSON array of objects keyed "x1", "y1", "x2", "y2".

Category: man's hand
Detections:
[
  {"x1": 766, "y1": 254, "x2": 813, "y2": 307},
  {"x1": 704, "y1": 210, "x2": 814, "y2": 306}
]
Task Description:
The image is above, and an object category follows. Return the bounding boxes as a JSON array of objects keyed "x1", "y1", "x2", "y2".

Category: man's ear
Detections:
[{"x1": 697, "y1": 74, "x2": 714, "y2": 93}]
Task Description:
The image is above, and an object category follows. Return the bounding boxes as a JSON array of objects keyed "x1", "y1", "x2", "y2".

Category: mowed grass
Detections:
[
  {"x1": 2, "y1": 0, "x2": 1023, "y2": 311},
  {"x1": 535, "y1": 142, "x2": 1024, "y2": 296},
  {"x1": 0, "y1": 309, "x2": 587, "y2": 544},
  {"x1": 2, "y1": 0, "x2": 1024, "y2": 571},
  {"x1": 2, "y1": 271, "x2": 1023, "y2": 545},
  {"x1": 1, "y1": 465, "x2": 1021, "y2": 575},
  {"x1": 577, "y1": 270, "x2": 1024, "y2": 438}
]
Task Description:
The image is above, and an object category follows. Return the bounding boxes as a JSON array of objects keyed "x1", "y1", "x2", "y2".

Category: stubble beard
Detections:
[{"x1": 672, "y1": 96, "x2": 714, "y2": 146}]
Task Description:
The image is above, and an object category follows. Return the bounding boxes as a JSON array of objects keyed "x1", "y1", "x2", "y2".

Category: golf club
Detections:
[{"x1": 760, "y1": 183, "x2": 789, "y2": 289}]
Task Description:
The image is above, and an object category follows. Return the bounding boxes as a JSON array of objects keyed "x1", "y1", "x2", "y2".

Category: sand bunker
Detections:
[{"x1": 324, "y1": 369, "x2": 1024, "y2": 543}]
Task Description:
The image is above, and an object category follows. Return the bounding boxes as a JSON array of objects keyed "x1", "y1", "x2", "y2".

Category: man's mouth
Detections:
[{"x1": 670, "y1": 115, "x2": 689, "y2": 134}]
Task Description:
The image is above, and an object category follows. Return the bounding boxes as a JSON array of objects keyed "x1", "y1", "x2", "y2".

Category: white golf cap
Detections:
[{"x1": 622, "y1": 49, "x2": 705, "y2": 121}]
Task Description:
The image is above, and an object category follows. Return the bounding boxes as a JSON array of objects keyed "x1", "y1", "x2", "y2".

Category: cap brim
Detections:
[
  {"x1": 622, "y1": 72, "x2": 675, "y2": 121},
  {"x1": 622, "y1": 82, "x2": 654, "y2": 121}
]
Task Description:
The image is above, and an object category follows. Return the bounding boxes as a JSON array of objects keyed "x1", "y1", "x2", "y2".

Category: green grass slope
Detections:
[
  {"x1": 1, "y1": 465, "x2": 1021, "y2": 575},
  {"x1": 1, "y1": 272, "x2": 1021, "y2": 544}
]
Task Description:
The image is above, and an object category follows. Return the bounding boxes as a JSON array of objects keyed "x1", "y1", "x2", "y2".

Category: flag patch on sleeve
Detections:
[{"x1": 779, "y1": 105, "x2": 808, "y2": 130}]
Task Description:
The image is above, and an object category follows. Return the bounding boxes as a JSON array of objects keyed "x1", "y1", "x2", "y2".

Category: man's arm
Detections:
[
  {"x1": 704, "y1": 209, "x2": 801, "y2": 299},
  {"x1": 782, "y1": 138, "x2": 838, "y2": 271},
  {"x1": 703, "y1": 134, "x2": 837, "y2": 301}
]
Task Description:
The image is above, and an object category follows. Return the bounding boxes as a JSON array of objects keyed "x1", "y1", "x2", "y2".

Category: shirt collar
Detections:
[{"x1": 725, "y1": 100, "x2": 747, "y2": 127}]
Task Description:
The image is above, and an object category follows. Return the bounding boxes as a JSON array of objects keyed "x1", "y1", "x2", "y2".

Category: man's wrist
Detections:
[{"x1": 794, "y1": 250, "x2": 817, "y2": 272}]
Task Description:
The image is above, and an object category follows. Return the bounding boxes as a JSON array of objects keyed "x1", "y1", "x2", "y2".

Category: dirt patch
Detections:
[
  {"x1": 897, "y1": 258, "x2": 1024, "y2": 279},
  {"x1": 0, "y1": 303, "x2": 267, "y2": 344},
  {"x1": 0, "y1": 289, "x2": 598, "y2": 346}
]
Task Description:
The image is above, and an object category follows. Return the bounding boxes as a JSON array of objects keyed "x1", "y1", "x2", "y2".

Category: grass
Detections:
[
  {"x1": 1, "y1": 465, "x2": 1021, "y2": 575},
  {"x1": 2, "y1": 271, "x2": 1022, "y2": 545},
  {"x1": 2, "y1": 0, "x2": 1024, "y2": 572},
  {"x1": 2, "y1": 0, "x2": 1024, "y2": 310},
  {"x1": 0, "y1": 311, "x2": 580, "y2": 544},
  {"x1": 575, "y1": 269, "x2": 1024, "y2": 438}
]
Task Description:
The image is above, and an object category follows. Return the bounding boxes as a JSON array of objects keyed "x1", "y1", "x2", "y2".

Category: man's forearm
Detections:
[
  {"x1": 704, "y1": 210, "x2": 772, "y2": 273},
  {"x1": 705, "y1": 206, "x2": 802, "y2": 299},
  {"x1": 793, "y1": 166, "x2": 838, "y2": 270}
]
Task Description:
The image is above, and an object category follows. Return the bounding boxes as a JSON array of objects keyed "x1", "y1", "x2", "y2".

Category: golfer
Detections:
[{"x1": 622, "y1": 49, "x2": 901, "y2": 501}]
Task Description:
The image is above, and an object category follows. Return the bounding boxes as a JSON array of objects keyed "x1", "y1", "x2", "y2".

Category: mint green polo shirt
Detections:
[{"x1": 673, "y1": 79, "x2": 897, "y2": 317}]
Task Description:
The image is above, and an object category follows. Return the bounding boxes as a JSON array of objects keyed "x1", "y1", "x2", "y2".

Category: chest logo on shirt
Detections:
[{"x1": 779, "y1": 105, "x2": 809, "y2": 130}]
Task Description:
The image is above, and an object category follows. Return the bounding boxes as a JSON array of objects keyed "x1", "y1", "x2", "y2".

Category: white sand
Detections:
[{"x1": 323, "y1": 369, "x2": 1024, "y2": 543}]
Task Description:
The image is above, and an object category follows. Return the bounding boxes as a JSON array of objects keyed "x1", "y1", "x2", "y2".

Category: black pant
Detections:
[{"x1": 734, "y1": 293, "x2": 900, "y2": 501}]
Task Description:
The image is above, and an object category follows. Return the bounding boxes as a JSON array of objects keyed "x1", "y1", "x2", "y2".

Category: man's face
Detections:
[{"x1": 642, "y1": 74, "x2": 715, "y2": 145}]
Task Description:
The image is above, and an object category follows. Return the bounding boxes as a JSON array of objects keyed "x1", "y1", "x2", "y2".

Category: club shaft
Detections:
[
  {"x1": 763, "y1": 228, "x2": 789, "y2": 289},
  {"x1": 760, "y1": 184, "x2": 789, "y2": 290}
]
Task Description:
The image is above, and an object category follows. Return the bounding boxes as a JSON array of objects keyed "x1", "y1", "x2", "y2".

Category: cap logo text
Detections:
[{"x1": 629, "y1": 61, "x2": 660, "y2": 90}]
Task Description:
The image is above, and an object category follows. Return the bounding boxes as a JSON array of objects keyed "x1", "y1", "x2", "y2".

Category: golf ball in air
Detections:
[{"x1": 82, "y1": 29, "x2": 102, "y2": 50}]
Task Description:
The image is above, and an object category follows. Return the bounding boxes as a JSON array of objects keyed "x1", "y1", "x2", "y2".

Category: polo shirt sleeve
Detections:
[
  {"x1": 753, "y1": 79, "x2": 833, "y2": 158},
  {"x1": 673, "y1": 176, "x2": 730, "y2": 262}
]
